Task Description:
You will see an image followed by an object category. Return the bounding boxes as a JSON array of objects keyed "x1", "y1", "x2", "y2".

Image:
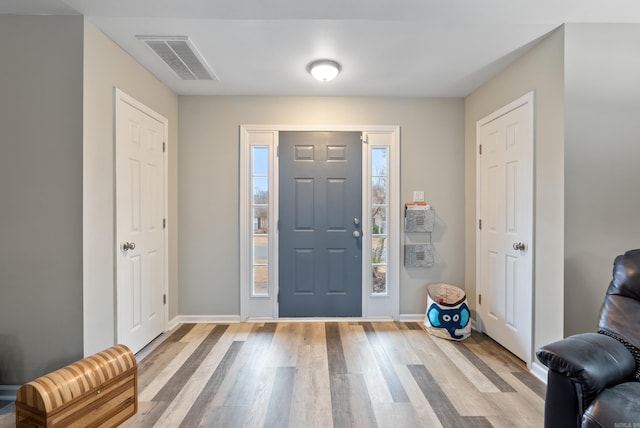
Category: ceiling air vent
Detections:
[{"x1": 136, "y1": 36, "x2": 218, "y2": 81}]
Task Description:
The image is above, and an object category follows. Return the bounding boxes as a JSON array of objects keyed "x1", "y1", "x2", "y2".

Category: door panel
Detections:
[
  {"x1": 478, "y1": 97, "x2": 533, "y2": 363},
  {"x1": 279, "y1": 131, "x2": 362, "y2": 317},
  {"x1": 295, "y1": 179, "x2": 314, "y2": 229},
  {"x1": 116, "y1": 95, "x2": 166, "y2": 354},
  {"x1": 327, "y1": 179, "x2": 347, "y2": 230},
  {"x1": 294, "y1": 249, "x2": 314, "y2": 293}
]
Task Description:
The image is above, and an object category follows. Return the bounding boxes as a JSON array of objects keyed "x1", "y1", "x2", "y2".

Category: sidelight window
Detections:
[
  {"x1": 371, "y1": 147, "x2": 388, "y2": 295},
  {"x1": 252, "y1": 146, "x2": 269, "y2": 296}
]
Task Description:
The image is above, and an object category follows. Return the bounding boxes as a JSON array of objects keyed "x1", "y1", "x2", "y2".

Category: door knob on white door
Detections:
[
  {"x1": 513, "y1": 242, "x2": 526, "y2": 251},
  {"x1": 122, "y1": 242, "x2": 136, "y2": 251}
]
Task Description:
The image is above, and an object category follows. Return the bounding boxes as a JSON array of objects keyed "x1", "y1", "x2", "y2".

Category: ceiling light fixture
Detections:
[{"x1": 308, "y1": 59, "x2": 341, "y2": 82}]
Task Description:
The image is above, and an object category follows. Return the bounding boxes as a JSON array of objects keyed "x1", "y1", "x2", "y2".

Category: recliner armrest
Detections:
[{"x1": 536, "y1": 332, "x2": 636, "y2": 407}]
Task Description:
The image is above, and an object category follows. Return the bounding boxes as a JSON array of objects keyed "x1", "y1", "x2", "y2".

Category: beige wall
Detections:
[
  {"x1": 564, "y1": 24, "x2": 640, "y2": 336},
  {"x1": 178, "y1": 96, "x2": 465, "y2": 317},
  {"x1": 464, "y1": 27, "x2": 565, "y2": 358},
  {"x1": 83, "y1": 20, "x2": 179, "y2": 356},
  {"x1": 0, "y1": 15, "x2": 84, "y2": 384}
]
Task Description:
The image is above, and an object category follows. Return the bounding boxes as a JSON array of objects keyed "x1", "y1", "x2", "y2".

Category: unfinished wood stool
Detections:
[{"x1": 15, "y1": 344, "x2": 137, "y2": 428}]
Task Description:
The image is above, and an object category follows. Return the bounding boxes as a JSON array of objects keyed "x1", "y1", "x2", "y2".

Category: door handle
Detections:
[
  {"x1": 122, "y1": 242, "x2": 136, "y2": 251},
  {"x1": 353, "y1": 217, "x2": 360, "y2": 226},
  {"x1": 352, "y1": 230, "x2": 362, "y2": 238},
  {"x1": 513, "y1": 242, "x2": 526, "y2": 251}
]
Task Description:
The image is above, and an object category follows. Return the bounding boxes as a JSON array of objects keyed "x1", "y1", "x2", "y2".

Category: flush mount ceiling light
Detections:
[{"x1": 308, "y1": 59, "x2": 341, "y2": 82}]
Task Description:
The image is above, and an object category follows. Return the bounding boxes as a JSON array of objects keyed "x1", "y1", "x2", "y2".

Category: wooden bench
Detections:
[{"x1": 15, "y1": 344, "x2": 137, "y2": 428}]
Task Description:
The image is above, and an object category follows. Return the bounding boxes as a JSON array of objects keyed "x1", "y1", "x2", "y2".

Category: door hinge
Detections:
[
  {"x1": 479, "y1": 219, "x2": 482, "y2": 230},
  {"x1": 479, "y1": 144, "x2": 482, "y2": 155},
  {"x1": 163, "y1": 142, "x2": 166, "y2": 153},
  {"x1": 361, "y1": 134, "x2": 368, "y2": 144},
  {"x1": 478, "y1": 294, "x2": 482, "y2": 305},
  {"x1": 277, "y1": 292, "x2": 280, "y2": 303},
  {"x1": 163, "y1": 294, "x2": 167, "y2": 305},
  {"x1": 276, "y1": 145, "x2": 279, "y2": 157},
  {"x1": 163, "y1": 218, "x2": 166, "y2": 229}
]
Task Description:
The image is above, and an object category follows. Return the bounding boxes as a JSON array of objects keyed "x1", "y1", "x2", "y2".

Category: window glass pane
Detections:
[
  {"x1": 372, "y1": 207, "x2": 387, "y2": 235},
  {"x1": 372, "y1": 177, "x2": 387, "y2": 204},
  {"x1": 253, "y1": 266, "x2": 268, "y2": 296},
  {"x1": 372, "y1": 266, "x2": 387, "y2": 294},
  {"x1": 251, "y1": 145, "x2": 270, "y2": 297},
  {"x1": 372, "y1": 236, "x2": 387, "y2": 264},
  {"x1": 371, "y1": 146, "x2": 389, "y2": 296},
  {"x1": 253, "y1": 236, "x2": 268, "y2": 264},
  {"x1": 253, "y1": 177, "x2": 268, "y2": 204},
  {"x1": 252, "y1": 147, "x2": 269, "y2": 176},
  {"x1": 253, "y1": 207, "x2": 268, "y2": 234},
  {"x1": 372, "y1": 147, "x2": 388, "y2": 176}
]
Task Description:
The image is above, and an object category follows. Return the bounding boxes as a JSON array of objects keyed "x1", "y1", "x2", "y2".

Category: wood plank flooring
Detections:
[{"x1": 0, "y1": 321, "x2": 545, "y2": 427}]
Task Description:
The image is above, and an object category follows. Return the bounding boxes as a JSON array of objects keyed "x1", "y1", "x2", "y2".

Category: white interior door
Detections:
[
  {"x1": 116, "y1": 90, "x2": 167, "y2": 354},
  {"x1": 477, "y1": 93, "x2": 533, "y2": 365}
]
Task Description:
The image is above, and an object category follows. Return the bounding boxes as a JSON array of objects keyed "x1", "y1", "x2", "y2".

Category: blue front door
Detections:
[{"x1": 279, "y1": 131, "x2": 363, "y2": 317}]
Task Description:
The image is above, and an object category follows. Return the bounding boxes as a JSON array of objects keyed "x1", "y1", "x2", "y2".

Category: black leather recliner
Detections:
[{"x1": 537, "y1": 249, "x2": 640, "y2": 427}]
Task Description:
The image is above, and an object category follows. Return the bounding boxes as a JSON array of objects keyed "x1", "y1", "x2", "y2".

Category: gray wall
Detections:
[
  {"x1": 0, "y1": 16, "x2": 84, "y2": 384},
  {"x1": 564, "y1": 24, "x2": 640, "y2": 336},
  {"x1": 178, "y1": 96, "x2": 465, "y2": 317},
  {"x1": 0, "y1": 16, "x2": 179, "y2": 384},
  {"x1": 83, "y1": 21, "x2": 179, "y2": 356},
  {"x1": 464, "y1": 28, "x2": 566, "y2": 354},
  {"x1": 466, "y1": 23, "x2": 640, "y2": 346}
]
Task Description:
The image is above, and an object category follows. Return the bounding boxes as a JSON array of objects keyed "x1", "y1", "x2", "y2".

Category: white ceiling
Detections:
[{"x1": 4, "y1": 0, "x2": 640, "y2": 97}]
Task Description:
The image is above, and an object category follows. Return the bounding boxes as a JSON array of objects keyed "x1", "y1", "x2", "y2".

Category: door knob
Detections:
[
  {"x1": 122, "y1": 242, "x2": 136, "y2": 251},
  {"x1": 513, "y1": 242, "x2": 526, "y2": 251},
  {"x1": 352, "y1": 230, "x2": 361, "y2": 238}
]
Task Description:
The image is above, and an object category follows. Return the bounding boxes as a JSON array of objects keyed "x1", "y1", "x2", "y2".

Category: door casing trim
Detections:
[
  {"x1": 114, "y1": 88, "x2": 169, "y2": 345},
  {"x1": 240, "y1": 125, "x2": 400, "y2": 321},
  {"x1": 475, "y1": 91, "x2": 535, "y2": 367}
]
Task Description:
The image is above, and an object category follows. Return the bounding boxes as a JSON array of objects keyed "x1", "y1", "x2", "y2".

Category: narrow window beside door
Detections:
[
  {"x1": 372, "y1": 147, "x2": 388, "y2": 295},
  {"x1": 252, "y1": 146, "x2": 269, "y2": 296}
]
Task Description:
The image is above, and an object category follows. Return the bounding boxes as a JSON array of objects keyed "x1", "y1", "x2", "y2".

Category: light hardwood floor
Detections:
[{"x1": 0, "y1": 321, "x2": 545, "y2": 427}]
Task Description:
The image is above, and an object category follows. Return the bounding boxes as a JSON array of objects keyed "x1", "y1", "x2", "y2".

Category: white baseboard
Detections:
[
  {"x1": 530, "y1": 361, "x2": 548, "y2": 384},
  {"x1": 164, "y1": 314, "x2": 483, "y2": 336},
  {"x1": 167, "y1": 316, "x2": 181, "y2": 331},
  {"x1": 398, "y1": 314, "x2": 425, "y2": 322},
  {"x1": 174, "y1": 315, "x2": 242, "y2": 324},
  {"x1": 264, "y1": 316, "x2": 396, "y2": 322},
  {"x1": 169, "y1": 315, "x2": 428, "y2": 325}
]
